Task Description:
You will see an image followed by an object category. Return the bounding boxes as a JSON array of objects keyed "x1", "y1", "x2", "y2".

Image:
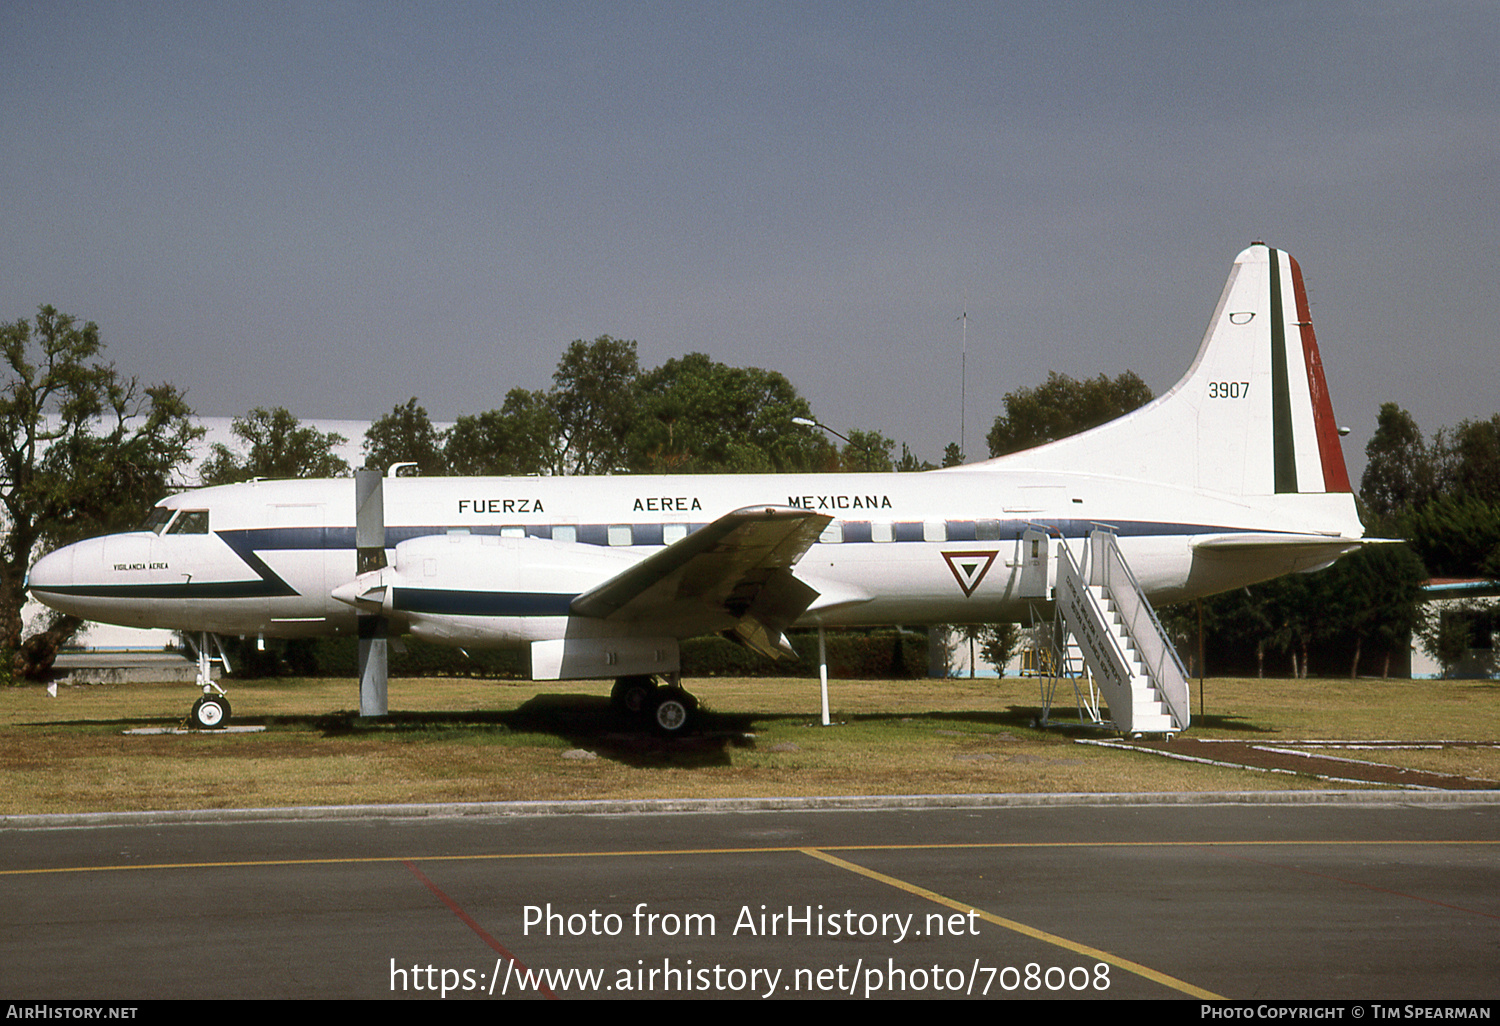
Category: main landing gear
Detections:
[
  {"x1": 610, "y1": 674, "x2": 699, "y2": 736},
  {"x1": 183, "y1": 632, "x2": 233, "y2": 730}
]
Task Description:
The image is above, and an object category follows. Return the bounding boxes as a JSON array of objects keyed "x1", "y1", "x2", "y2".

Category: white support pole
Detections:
[{"x1": 819, "y1": 625, "x2": 830, "y2": 726}]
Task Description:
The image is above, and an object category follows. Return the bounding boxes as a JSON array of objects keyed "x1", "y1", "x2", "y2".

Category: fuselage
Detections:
[{"x1": 27, "y1": 465, "x2": 1360, "y2": 647}]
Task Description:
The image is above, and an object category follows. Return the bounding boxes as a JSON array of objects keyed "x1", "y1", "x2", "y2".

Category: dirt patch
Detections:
[{"x1": 1096, "y1": 738, "x2": 1500, "y2": 790}]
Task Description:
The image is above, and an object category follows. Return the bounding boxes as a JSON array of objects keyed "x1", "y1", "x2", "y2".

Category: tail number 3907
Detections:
[{"x1": 1208, "y1": 381, "x2": 1250, "y2": 398}]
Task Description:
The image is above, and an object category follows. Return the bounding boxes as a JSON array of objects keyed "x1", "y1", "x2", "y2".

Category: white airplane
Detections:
[{"x1": 28, "y1": 243, "x2": 1366, "y2": 733}]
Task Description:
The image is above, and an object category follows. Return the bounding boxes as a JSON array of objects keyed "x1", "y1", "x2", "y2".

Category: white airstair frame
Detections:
[{"x1": 1053, "y1": 530, "x2": 1190, "y2": 737}]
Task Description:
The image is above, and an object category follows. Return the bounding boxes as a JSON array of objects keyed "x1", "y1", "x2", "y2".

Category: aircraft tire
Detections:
[
  {"x1": 190, "y1": 695, "x2": 230, "y2": 730},
  {"x1": 611, "y1": 675, "x2": 656, "y2": 717},
  {"x1": 649, "y1": 687, "x2": 696, "y2": 736}
]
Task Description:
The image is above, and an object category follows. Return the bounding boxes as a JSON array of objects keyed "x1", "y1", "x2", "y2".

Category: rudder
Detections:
[{"x1": 974, "y1": 243, "x2": 1353, "y2": 498}]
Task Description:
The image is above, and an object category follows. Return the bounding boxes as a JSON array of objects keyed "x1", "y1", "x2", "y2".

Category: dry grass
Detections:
[{"x1": 1, "y1": 673, "x2": 1495, "y2": 816}]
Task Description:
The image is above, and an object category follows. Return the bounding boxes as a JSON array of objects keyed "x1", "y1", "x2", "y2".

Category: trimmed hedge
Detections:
[{"x1": 224, "y1": 628, "x2": 928, "y2": 681}]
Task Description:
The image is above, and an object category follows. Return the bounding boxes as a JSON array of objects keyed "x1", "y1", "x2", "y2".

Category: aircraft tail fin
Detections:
[{"x1": 974, "y1": 243, "x2": 1353, "y2": 498}]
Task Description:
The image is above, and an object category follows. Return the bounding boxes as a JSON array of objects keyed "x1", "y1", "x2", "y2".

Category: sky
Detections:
[{"x1": 3, "y1": 1, "x2": 1496, "y2": 483}]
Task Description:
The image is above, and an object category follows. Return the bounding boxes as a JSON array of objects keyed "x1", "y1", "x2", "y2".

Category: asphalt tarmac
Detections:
[{"x1": 3, "y1": 793, "x2": 1497, "y2": 1001}]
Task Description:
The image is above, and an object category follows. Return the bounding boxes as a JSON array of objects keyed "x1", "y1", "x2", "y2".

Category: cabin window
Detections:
[
  {"x1": 166, "y1": 510, "x2": 209, "y2": 534},
  {"x1": 663, "y1": 523, "x2": 689, "y2": 545},
  {"x1": 500, "y1": 526, "x2": 525, "y2": 538},
  {"x1": 945, "y1": 520, "x2": 976, "y2": 542},
  {"x1": 553, "y1": 525, "x2": 577, "y2": 544},
  {"x1": 871, "y1": 522, "x2": 894, "y2": 543},
  {"x1": 819, "y1": 521, "x2": 843, "y2": 544},
  {"x1": 840, "y1": 521, "x2": 871, "y2": 543},
  {"x1": 607, "y1": 524, "x2": 633, "y2": 546},
  {"x1": 923, "y1": 520, "x2": 947, "y2": 542}
]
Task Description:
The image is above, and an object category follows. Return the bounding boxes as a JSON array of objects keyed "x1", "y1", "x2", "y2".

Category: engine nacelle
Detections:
[{"x1": 332, "y1": 533, "x2": 681, "y2": 679}]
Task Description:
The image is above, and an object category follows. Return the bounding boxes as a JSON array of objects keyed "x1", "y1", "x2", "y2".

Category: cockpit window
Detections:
[
  {"x1": 166, "y1": 510, "x2": 210, "y2": 534},
  {"x1": 143, "y1": 507, "x2": 174, "y2": 534}
]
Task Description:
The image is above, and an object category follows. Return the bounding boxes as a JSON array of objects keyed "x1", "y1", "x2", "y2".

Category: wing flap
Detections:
[{"x1": 569, "y1": 506, "x2": 832, "y2": 644}]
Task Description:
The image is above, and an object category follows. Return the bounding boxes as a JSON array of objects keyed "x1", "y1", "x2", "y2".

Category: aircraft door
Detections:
[{"x1": 1017, "y1": 528, "x2": 1050, "y2": 599}]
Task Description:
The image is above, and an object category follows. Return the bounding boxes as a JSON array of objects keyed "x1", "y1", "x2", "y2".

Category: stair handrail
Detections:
[
  {"x1": 1054, "y1": 537, "x2": 1140, "y2": 726},
  {"x1": 1087, "y1": 530, "x2": 1190, "y2": 730}
]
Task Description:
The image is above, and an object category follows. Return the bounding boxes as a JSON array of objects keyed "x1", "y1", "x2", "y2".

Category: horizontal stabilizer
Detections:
[
  {"x1": 1191, "y1": 532, "x2": 1370, "y2": 577},
  {"x1": 1192, "y1": 532, "x2": 1367, "y2": 555}
]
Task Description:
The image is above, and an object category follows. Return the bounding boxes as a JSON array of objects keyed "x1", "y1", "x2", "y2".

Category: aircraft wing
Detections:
[{"x1": 570, "y1": 505, "x2": 832, "y2": 657}]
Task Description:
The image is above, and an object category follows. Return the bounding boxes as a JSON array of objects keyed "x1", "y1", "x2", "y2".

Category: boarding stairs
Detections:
[{"x1": 1048, "y1": 529, "x2": 1190, "y2": 737}]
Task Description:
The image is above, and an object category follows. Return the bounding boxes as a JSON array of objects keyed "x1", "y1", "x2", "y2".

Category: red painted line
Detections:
[
  {"x1": 1288, "y1": 253, "x2": 1352, "y2": 493},
  {"x1": 402, "y1": 859, "x2": 559, "y2": 999}
]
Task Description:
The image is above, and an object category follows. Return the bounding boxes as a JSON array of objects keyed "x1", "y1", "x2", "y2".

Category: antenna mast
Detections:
[{"x1": 958, "y1": 294, "x2": 968, "y2": 458}]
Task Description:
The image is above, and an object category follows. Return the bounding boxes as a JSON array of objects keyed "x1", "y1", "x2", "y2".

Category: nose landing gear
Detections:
[
  {"x1": 190, "y1": 693, "x2": 231, "y2": 729},
  {"x1": 183, "y1": 632, "x2": 233, "y2": 730}
]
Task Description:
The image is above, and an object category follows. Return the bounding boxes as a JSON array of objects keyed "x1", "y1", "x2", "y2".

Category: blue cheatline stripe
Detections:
[
  {"x1": 393, "y1": 589, "x2": 576, "y2": 617},
  {"x1": 1268, "y1": 248, "x2": 1298, "y2": 494},
  {"x1": 27, "y1": 581, "x2": 276, "y2": 600}
]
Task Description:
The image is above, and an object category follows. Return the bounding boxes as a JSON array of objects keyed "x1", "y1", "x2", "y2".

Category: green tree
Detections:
[
  {"x1": 1419, "y1": 607, "x2": 1475, "y2": 679},
  {"x1": 1, "y1": 306, "x2": 202, "y2": 677},
  {"x1": 551, "y1": 336, "x2": 639, "y2": 474},
  {"x1": 840, "y1": 429, "x2": 895, "y2": 472},
  {"x1": 199, "y1": 407, "x2": 350, "y2": 484},
  {"x1": 363, "y1": 398, "x2": 447, "y2": 476},
  {"x1": 978, "y1": 623, "x2": 1021, "y2": 673},
  {"x1": 1395, "y1": 495, "x2": 1500, "y2": 580},
  {"x1": 895, "y1": 443, "x2": 934, "y2": 473},
  {"x1": 1183, "y1": 587, "x2": 1275, "y2": 677},
  {"x1": 1434, "y1": 414, "x2": 1500, "y2": 506},
  {"x1": 1360, "y1": 403, "x2": 1435, "y2": 522},
  {"x1": 445, "y1": 388, "x2": 562, "y2": 477},
  {"x1": 941, "y1": 443, "x2": 965, "y2": 468},
  {"x1": 1322, "y1": 544, "x2": 1427, "y2": 677},
  {"x1": 986, "y1": 370, "x2": 1153, "y2": 457},
  {"x1": 626, "y1": 353, "x2": 829, "y2": 473}
]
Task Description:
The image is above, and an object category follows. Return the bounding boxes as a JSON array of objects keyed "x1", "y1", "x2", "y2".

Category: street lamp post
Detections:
[
  {"x1": 789, "y1": 416, "x2": 842, "y2": 726},
  {"x1": 791, "y1": 416, "x2": 851, "y2": 445}
]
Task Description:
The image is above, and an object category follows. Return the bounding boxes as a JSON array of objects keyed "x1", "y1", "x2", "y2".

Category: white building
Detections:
[{"x1": 1410, "y1": 579, "x2": 1500, "y2": 679}]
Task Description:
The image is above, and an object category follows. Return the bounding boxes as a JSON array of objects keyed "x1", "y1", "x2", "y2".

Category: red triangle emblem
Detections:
[{"x1": 942, "y1": 550, "x2": 998, "y2": 598}]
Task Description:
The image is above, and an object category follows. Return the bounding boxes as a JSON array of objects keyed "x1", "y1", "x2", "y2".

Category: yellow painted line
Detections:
[
  {"x1": 2, "y1": 837, "x2": 1494, "y2": 877},
  {"x1": 800, "y1": 846, "x2": 1224, "y2": 1000}
]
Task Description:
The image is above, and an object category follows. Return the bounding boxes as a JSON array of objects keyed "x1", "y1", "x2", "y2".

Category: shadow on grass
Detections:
[{"x1": 280, "y1": 694, "x2": 766, "y2": 769}]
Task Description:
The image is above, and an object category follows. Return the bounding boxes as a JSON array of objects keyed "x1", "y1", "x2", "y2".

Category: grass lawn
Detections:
[{"x1": 2, "y1": 673, "x2": 1496, "y2": 815}]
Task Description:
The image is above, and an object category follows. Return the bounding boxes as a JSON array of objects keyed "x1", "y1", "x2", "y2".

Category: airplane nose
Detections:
[{"x1": 26, "y1": 545, "x2": 76, "y2": 599}]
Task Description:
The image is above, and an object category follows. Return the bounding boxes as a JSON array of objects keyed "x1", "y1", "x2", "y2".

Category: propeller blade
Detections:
[
  {"x1": 358, "y1": 612, "x2": 388, "y2": 718},
  {"x1": 354, "y1": 469, "x2": 388, "y2": 717}
]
